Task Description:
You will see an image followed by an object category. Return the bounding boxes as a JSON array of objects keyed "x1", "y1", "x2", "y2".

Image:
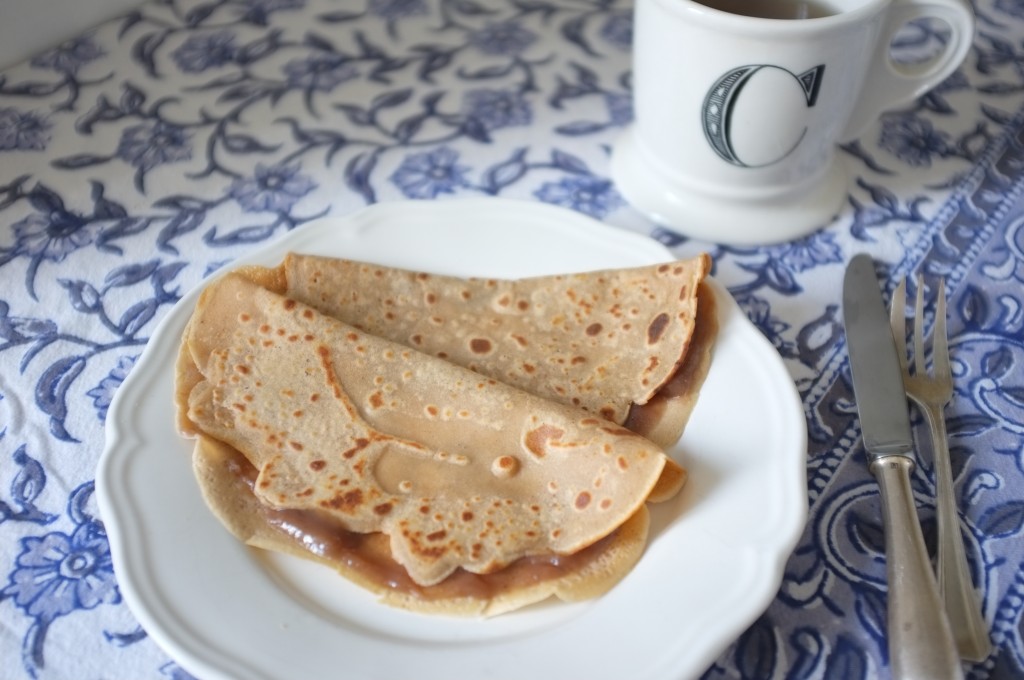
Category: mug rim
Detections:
[{"x1": 662, "y1": 0, "x2": 890, "y2": 30}]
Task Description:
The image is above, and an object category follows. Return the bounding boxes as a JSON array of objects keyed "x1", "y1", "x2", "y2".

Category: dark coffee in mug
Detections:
[{"x1": 694, "y1": 0, "x2": 836, "y2": 19}]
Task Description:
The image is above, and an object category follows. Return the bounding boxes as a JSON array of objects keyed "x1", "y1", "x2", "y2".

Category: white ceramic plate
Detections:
[{"x1": 97, "y1": 198, "x2": 807, "y2": 680}]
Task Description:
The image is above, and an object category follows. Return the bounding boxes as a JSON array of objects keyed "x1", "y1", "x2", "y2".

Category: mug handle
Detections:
[{"x1": 841, "y1": 0, "x2": 975, "y2": 141}]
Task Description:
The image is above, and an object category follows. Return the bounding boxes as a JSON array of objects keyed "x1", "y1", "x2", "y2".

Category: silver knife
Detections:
[{"x1": 843, "y1": 254, "x2": 962, "y2": 680}]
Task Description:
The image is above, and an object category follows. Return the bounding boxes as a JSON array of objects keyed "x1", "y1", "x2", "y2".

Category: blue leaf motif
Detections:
[
  {"x1": 58, "y1": 280, "x2": 102, "y2": 313},
  {"x1": 947, "y1": 414, "x2": 996, "y2": 438},
  {"x1": 977, "y1": 500, "x2": 1024, "y2": 538},
  {"x1": 335, "y1": 104, "x2": 373, "y2": 126},
  {"x1": 105, "y1": 260, "x2": 160, "y2": 288},
  {"x1": 853, "y1": 587, "x2": 887, "y2": 644},
  {"x1": 735, "y1": 618, "x2": 778, "y2": 679},
  {"x1": 132, "y1": 32, "x2": 166, "y2": 77},
  {"x1": 371, "y1": 88, "x2": 413, "y2": 110},
  {"x1": 451, "y1": 0, "x2": 494, "y2": 15},
  {"x1": 157, "y1": 211, "x2": 206, "y2": 254},
  {"x1": 787, "y1": 627, "x2": 827, "y2": 679},
  {"x1": 119, "y1": 83, "x2": 146, "y2": 113},
  {"x1": 345, "y1": 152, "x2": 378, "y2": 203},
  {"x1": 824, "y1": 635, "x2": 870, "y2": 679},
  {"x1": 185, "y1": 2, "x2": 219, "y2": 26},
  {"x1": 34, "y1": 355, "x2": 86, "y2": 442},
  {"x1": 91, "y1": 181, "x2": 128, "y2": 219},
  {"x1": 959, "y1": 285, "x2": 989, "y2": 328},
  {"x1": 395, "y1": 113, "x2": 425, "y2": 143},
  {"x1": 461, "y1": 63, "x2": 514, "y2": 79},
  {"x1": 1, "y1": 80, "x2": 59, "y2": 97},
  {"x1": 863, "y1": 180, "x2": 900, "y2": 212},
  {"x1": 96, "y1": 218, "x2": 152, "y2": 255},
  {"x1": 152, "y1": 262, "x2": 188, "y2": 295},
  {"x1": 152, "y1": 195, "x2": 210, "y2": 211},
  {"x1": 76, "y1": 95, "x2": 125, "y2": 135},
  {"x1": 561, "y1": 15, "x2": 597, "y2": 56},
  {"x1": 303, "y1": 31, "x2": 338, "y2": 53},
  {"x1": 218, "y1": 81, "x2": 272, "y2": 103},
  {"x1": 68, "y1": 481, "x2": 96, "y2": 526},
  {"x1": 51, "y1": 154, "x2": 112, "y2": 170},
  {"x1": 555, "y1": 120, "x2": 609, "y2": 136},
  {"x1": 222, "y1": 133, "x2": 280, "y2": 154},
  {"x1": 281, "y1": 117, "x2": 347, "y2": 145},
  {"x1": 981, "y1": 103, "x2": 1014, "y2": 125},
  {"x1": 460, "y1": 116, "x2": 491, "y2": 143},
  {"x1": 105, "y1": 626, "x2": 147, "y2": 647},
  {"x1": 739, "y1": 259, "x2": 800, "y2": 295},
  {"x1": 483, "y1": 148, "x2": 528, "y2": 193},
  {"x1": 11, "y1": 446, "x2": 45, "y2": 509},
  {"x1": 550, "y1": 149, "x2": 589, "y2": 174},
  {"x1": 206, "y1": 222, "x2": 279, "y2": 246},
  {"x1": 118, "y1": 299, "x2": 157, "y2": 336},
  {"x1": 981, "y1": 345, "x2": 1015, "y2": 378},
  {"x1": 371, "y1": 57, "x2": 413, "y2": 82},
  {"x1": 570, "y1": 63, "x2": 600, "y2": 88},
  {"x1": 850, "y1": 206, "x2": 890, "y2": 242},
  {"x1": 651, "y1": 226, "x2": 687, "y2": 247},
  {"x1": 22, "y1": 618, "x2": 49, "y2": 679},
  {"x1": 319, "y1": 10, "x2": 364, "y2": 22},
  {"x1": 851, "y1": 509, "x2": 886, "y2": 557},
  {"x1": 27, "y1": 183, "x2": 66, "y2": 213},
  {"x1": 355, "y1": 31, "x2": 391, "y2": 61},
  {"x1": 948, "y1": 444, "x2": 971, "y2": 482},
  {"x1": 4, "y1": 445, "x2": 58, "y2": 525},
  {"x1": 418, "y1": 49, "x2": 453, "y2": 82},
  {"x1": 160, "y1": 661, "x2": 200, "y2": 680},
  {"x1": 237, "y1": 30, "x2": 283, "y2": 64},
  {"x1": 978, "y1": 82, "x2": 1024, "y2": 94},
  {"x1": 1004, "y1": 386, "x2": 1024, "y2": 410}
]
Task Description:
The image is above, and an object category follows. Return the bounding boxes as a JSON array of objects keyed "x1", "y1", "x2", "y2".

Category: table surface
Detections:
[{"x1": 1, "y1": 0, "x2": 1023, "y2": 678}]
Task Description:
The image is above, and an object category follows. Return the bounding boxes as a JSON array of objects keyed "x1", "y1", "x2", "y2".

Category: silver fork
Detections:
[{"x1": 890, "y1": 276, "x2": 992, "y2": 662}]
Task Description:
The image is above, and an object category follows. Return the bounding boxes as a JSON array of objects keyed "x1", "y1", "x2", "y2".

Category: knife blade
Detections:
[
  {"x1": 842, "y1": 254, "x2": 962, "y2": 680},
  {"x1": 843, "y1": 255, "x2": 914, "y2": 458}
]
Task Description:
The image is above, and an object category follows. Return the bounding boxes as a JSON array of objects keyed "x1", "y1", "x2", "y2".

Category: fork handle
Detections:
[
  {"x1": 870, "y1": 455, "x2": 962, "y2": 680},
  {"x1": 922, "y1": 402, "x2": 994, "y2": 662}
]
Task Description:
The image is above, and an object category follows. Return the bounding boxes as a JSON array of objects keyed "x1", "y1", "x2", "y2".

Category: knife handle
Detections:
[{"x1": 870, "y1": 455, "x2": 963, "y2": 680}]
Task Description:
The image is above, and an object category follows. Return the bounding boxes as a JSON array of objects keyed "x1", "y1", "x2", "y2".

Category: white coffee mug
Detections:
[{"x1": 610, "y1": 0, "x2": 975, "y2": 245}]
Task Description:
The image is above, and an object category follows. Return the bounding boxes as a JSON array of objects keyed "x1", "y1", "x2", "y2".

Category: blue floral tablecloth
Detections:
[{"x1": 1, "y1": 0, "x2": 1023, "y2": 678}]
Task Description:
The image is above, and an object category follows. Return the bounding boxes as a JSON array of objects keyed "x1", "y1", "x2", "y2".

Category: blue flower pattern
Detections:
[
  {"x1": 229, "y1": 162, "x2": 317, "y2": 212},
  {"x1": 0, "y1": 109, "x2": 52, "y2": 151},
  {"x1": 0, "y1": 0, "x2": 1022, "y2": 678},
  {"x1": 171, "y1": 31, "x2": 239, "y2": 73},
  {"x1": 390, "y1": 146, "x2": 471, "y2": 198}
]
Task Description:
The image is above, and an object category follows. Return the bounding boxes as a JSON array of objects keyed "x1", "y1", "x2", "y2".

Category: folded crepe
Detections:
[
  {"x1": 239, "y1": 253, "x2": 717, "y2": 451},
  {"x1": 177, "y1": 273, "x2": 680, "y2": 615}
]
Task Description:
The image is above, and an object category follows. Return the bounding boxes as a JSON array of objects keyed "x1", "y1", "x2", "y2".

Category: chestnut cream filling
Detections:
[{"x1": 224, "y1": 448, "x2": 619, "y2": 601}]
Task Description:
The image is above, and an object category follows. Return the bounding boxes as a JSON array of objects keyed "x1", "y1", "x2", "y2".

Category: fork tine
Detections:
[
  {"x1": 914, "y1": 275, "x2": 927, "y2": 375},
  {"x1": 933, "y1": 278, "x2": 951, "y2": 382},
  {"x1": 890, "y1": 278, "x2": 908, "y2": 372}
]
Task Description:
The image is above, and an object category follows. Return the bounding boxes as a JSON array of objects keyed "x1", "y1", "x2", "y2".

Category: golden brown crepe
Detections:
[
  {"x1": 240, "y1": 254, "x2": 716, "y2": 450},
  {"x1": 179, "y1": 273, "x2": 675, "y2": 611},
  {"x1": 176, "y1": 252, "x2": 719, "y2": 616}
]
